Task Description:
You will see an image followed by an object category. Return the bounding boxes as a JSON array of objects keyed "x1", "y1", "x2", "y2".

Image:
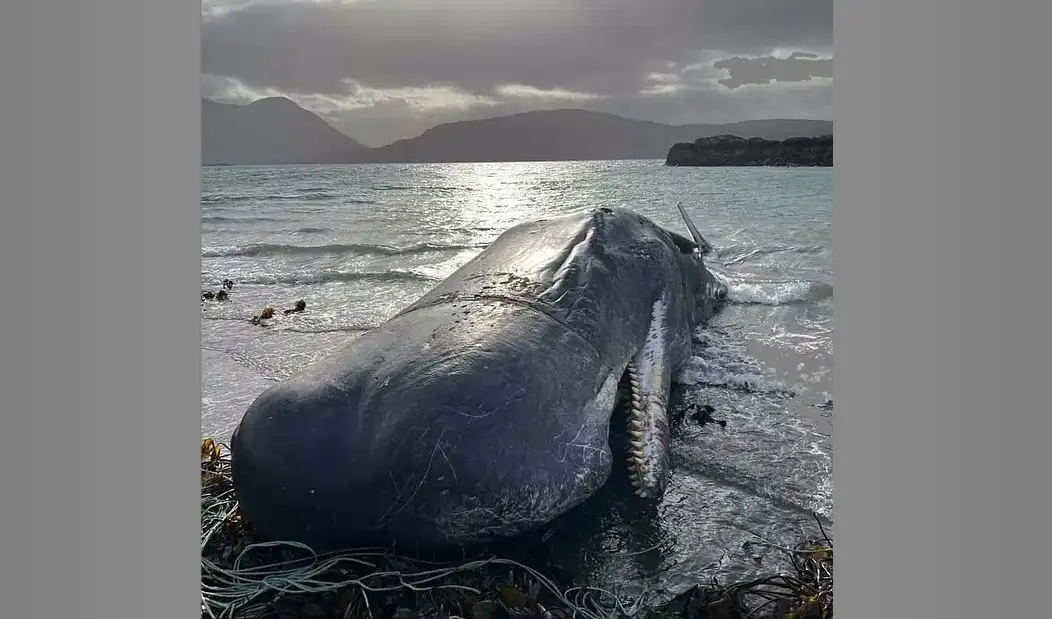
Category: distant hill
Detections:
[
  {"x1": 359, "y1": 110, "x2": 833, "y2": 163},
  {"x1": 202, "y1": 98, "x2": 365, "y2": 166},
  {"x1": 202, "y1": 98, "x2": 832, "y2": 165}
]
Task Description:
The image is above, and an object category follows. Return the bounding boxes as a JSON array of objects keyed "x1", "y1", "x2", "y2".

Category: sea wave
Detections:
[
  {"x1": 201, "y1": 216, "x2": 284, "y2": 223},
  {"x1": 202, "y1": 241, "x2": 484, "y2": 259},
  {"x1": 676, "y1": 328, "x2": 795, "y2": 395},
  {"x1": 202, "y1": 193, "x2": 374, "y2": 205},
  {"x1": 722, "y1": 278, "x2": 833, "y2": 306},
  {"x1": 232, "y1": 269, "x2": 439, "y2": 286},
  {"x1": 269, "y1": 192, "x2": 339, "y2": 201},
  {"x1": 202, "y1": 315, "x2": 379, "y2": 334},
  {"x1": 676, "y1": 355, "x2": 795, "y2": 395},
  {"x1": 718, "y1": 243, "x2": 828, "y2": 266},
  {"x1": 370, "y1": 184, "x2": 474, "y2": 192},
  {"x1": 201, "y1": 195, "x2": 252, "y2": 204},
  {"x1": 280, "y1": 324, "x2": 378, "y2": 334}
]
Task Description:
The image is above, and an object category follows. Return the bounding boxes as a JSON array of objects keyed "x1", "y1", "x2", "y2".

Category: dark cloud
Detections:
[{"x1": 201, "y1": 0, "x2": 833, "y2": 145}]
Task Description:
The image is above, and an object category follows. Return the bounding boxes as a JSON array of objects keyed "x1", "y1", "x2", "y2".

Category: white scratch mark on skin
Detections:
[
  {"x1": 552, "y1": 424, "x2": 589, "y2": 464},
  {"x1": 378, "y1": 429, "x2": 449, "y2": 527},
  {"x1": 458, "y1": 410, "x2": 493, "y2": 419},
  {"x1": 547, "y1": 370, "x2": 617, "y2": 492},
  {"x1": 424, "y1": 368, "x2": 618, "y2": 543},
  {"x1": 435, "y1": 442, "x2": 458, "y2": 483}
]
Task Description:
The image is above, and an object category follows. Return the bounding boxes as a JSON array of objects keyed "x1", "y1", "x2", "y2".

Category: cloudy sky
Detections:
[{"x1": 202, "y1": 0, "x2": 833, "y2": 147}]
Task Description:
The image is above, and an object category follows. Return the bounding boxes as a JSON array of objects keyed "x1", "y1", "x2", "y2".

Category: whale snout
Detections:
[{"x1": 702, "y1": 276, "x2": 728, "y2": 301}]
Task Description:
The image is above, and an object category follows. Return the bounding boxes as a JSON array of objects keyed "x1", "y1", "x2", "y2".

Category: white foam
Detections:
[
  {"x1": 725, "y1": 279, "x2": 817, "y2": 305},
  {"x1": 675, "y1": 355, "x2": 792, "y2": 394}
]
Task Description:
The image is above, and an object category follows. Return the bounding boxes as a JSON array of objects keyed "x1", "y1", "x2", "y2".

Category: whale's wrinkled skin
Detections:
[{"x1": 230, "y1": 206, "x2": 727, "y2": 551}]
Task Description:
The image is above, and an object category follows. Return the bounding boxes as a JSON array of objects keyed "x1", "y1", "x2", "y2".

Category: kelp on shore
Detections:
[{"x1": 201, "y1": 438, "x2": 832, "y2": 619}]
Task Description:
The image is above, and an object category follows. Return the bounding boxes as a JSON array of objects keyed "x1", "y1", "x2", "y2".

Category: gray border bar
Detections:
[
  {"x1": 837, "y1": 1, "x2": 1051, "y2": 618},
  {"x1": 2, "y1": 1, "x2": 202, "y2": 617},
  {"x1": 3, "y1": 1, "x2": 1051, "y2": 618}
]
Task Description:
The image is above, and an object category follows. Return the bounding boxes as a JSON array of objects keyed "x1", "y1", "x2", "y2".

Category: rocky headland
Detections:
[{"x1": 665, "y1": 134, "x2": 833, "y2": 167}]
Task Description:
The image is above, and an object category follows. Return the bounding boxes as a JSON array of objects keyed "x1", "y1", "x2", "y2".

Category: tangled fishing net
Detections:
[{"x1": 201, "y1": 438, "x2": 832, "y2": 619}]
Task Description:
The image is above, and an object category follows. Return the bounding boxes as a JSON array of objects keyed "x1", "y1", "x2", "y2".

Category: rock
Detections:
[
  {"x1": 250, "y1": 306, "x2": 276, "y2": 325},
  {"x1": 689, "y1": 404, "x2": 716, "y2": 424},
  {"x1": 665, "y1": 134, "x2": 832, "y2": 167},
  {"x1": 284, "y1": 299, "x2": 307, "y2": 315}
]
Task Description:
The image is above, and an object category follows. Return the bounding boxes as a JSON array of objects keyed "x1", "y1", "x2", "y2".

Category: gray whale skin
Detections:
[{"x1": 230, "y1": 205, "x2": 728, "y2": 551}]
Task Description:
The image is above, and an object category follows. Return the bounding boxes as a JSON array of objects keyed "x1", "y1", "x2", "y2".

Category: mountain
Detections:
[
  {"x1": 202, "y1": 98, "x2": 365, "y2": 166},
  {"x1": 358, "y1": 109, "x2": 833, "y2": 163},
  {"x1": 201, "y1": 97, "x2": 833, "y2": 165}
]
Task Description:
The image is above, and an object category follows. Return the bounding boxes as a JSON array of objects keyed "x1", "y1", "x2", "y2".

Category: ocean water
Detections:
[{"x1": 201, "y1": 160, "x2": 833, "y2": 604}]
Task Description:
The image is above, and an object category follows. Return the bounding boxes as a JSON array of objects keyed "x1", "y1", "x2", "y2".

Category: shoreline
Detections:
[{"x1": 201, "y1": 438, "x2": 833, "y2": 619}]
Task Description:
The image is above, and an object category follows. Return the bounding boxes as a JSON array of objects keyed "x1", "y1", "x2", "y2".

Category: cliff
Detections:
[{"x1": 665, "y1": 134, "x2": 833, "y2": 167}]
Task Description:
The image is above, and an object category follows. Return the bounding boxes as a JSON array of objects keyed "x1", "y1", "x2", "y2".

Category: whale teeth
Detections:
[{"x1": 624, "y1": 360, "x2": 656, "y2": 498}]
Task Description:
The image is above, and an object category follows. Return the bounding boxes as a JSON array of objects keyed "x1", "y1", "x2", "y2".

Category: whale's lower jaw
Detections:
[{"x1": 620, "y1": 295, "x2": 674, "y2": 500}]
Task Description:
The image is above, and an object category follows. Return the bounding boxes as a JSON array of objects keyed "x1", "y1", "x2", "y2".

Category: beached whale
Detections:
[{"x1": 230, "y1": 205, "x2": 727, "y2": 550}]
